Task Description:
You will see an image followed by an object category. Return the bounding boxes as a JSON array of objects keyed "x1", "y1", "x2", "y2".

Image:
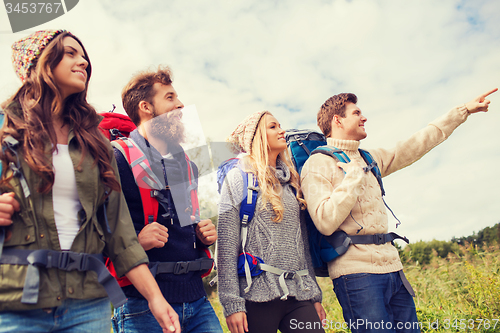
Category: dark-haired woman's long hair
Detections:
[{"x1": 0, "y1": 32, "x2": 120, "y2": 194}]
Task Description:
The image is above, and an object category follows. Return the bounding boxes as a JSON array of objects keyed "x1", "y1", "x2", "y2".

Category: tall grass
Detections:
[{"x1": 207, "y1": 243, "x2": 500, "y2": 332}]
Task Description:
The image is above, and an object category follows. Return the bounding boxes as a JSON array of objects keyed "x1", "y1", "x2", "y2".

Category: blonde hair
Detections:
[{"x1": 241, "y1": 112, "x2": 306, "y2": 222}]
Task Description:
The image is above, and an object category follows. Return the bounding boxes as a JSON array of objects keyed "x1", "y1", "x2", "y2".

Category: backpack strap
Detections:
[
  {"x1": 149, "y1": 257, "x2": 213, "y2": 275},
  {"x1": 358, "y1": 149, "x2": 385, "y2": 196},
  {"x1": 311, "y1": 146, "x2": 350, "y2": 163},
  {"x1": 0, "y1": 248, "x2": 127, "y2": 308},
  {"x1": 185, "y1": 154, "x2": 200, "y2": 221},
  {"x1": 112, "y1": 138, "x2": 161, "y2": 224},
  {"x1": 349, "y1": 232, "x2": 408, "y2": 245},
  {"x1": 0, "y1": 136, "x2": 36, "y2": 258},
  {"x1": 257, "y1": 264, "x2": 310, "y2": 300},
  {"x1": 239, "y1": 169, "x2": 259, "y2": 293}
]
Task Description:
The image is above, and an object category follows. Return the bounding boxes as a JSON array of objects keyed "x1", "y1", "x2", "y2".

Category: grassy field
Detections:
[{"x1": 207, "y1": 243, "x2": 500, "y2": 332}]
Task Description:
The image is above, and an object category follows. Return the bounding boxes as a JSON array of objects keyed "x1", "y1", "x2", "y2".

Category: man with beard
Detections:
[{"x1": 112, "y1": 66, "x2": 222, "y2": 333}]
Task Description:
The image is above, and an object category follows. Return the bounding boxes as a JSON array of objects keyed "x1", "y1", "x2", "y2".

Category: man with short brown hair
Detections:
[{"x1": 301, "y1": 89, "x2": 496, "y2": 333}]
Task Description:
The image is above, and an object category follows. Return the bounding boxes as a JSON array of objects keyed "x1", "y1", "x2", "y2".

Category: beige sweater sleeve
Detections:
[{"x1": 370, "y1": 105, "x2": 469, "y2": 177}]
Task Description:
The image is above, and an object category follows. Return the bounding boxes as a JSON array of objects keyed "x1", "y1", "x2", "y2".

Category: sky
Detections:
[{"x1": 0, "y1": 0, "x2": 499, "y2": 242}]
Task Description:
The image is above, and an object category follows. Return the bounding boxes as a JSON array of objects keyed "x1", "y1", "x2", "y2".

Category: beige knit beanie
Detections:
[{"x1": 226, "y1": 110, "x2": 268, "y2": 154}]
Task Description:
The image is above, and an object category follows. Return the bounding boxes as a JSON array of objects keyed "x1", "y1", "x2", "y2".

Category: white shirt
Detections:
[{"x1": 52, "y1": 144, "x2": 82, "y2": 250}]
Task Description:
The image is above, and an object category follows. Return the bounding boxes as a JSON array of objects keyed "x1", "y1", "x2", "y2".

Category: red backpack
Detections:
[
  {"x1": 98, "y1": 112, "x2": 212, "y2": 287},
  {"x1": 99, "y1": 111, "x2": 136, "y2": 140}
]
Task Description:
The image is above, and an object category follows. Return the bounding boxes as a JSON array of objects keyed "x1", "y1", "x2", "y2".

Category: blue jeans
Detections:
[
  {"x1": 333, "y1": 271, "x2": 420, "y2": 333},
  {"x1": 0, "y1": 297, "x2": 111, "y2": 333},
  {"x1": 112, "y1": 296, "x2": 222, "y2": 333}
]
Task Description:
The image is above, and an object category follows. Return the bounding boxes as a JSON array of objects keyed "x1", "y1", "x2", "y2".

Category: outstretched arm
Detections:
[{"x1": 371, "y1": 88, "x2": 498, "y2": 178}]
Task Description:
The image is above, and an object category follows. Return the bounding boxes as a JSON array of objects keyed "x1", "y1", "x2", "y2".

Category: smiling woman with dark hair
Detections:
[{"x1": 0, "y1": 29, "x2": 180, "y2": 333}]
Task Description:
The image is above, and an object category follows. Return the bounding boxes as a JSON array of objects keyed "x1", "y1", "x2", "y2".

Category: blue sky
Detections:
[{"x1": 1, "y1": 0, "x2": 499, "y2": 242}]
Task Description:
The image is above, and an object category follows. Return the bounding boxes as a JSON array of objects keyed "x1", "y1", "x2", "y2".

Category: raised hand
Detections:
[{"x1": 465, "y1": 88, "x2": 498, "y2": 114}]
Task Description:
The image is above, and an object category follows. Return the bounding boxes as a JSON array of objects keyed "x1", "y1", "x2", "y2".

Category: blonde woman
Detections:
[{"x1": 217, "y1": 111, "x2": 325, "y2": 333}]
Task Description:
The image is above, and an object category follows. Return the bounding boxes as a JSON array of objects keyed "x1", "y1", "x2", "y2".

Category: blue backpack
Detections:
[{"x1": 285, "y1": 129, "x2": 408, "y2": 277}]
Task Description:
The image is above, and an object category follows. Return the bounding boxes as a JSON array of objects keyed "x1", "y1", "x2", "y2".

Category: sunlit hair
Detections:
[
  {"x1": 317, "y1": 93, "x2": 357, "y2": 137},
  {"x1": 0, "y1": 31, "x2": 120, "y2": 194},
  {"x1": 121, "y1": 65, "x2": 173, "y2": 126},
  {"x1": 241, "y1": 112, "x2": 306, "y2": 222}
]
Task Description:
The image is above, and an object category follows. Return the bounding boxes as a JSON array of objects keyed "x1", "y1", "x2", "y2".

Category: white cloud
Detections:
[{"x1": 0, "y1": 0, "x2": 498, "y2": 241}]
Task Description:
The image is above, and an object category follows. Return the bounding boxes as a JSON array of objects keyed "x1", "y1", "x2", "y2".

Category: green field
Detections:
[{"x1": 207, "y1": 243, "x2": 500, "y2": 332}]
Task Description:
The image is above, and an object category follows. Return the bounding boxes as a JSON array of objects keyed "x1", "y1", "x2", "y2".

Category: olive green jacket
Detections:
[{"x1": 0, "y1": 112, "x2": 148, "y2": 311}]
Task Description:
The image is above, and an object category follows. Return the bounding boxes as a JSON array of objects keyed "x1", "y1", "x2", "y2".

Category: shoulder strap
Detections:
[
  {"x1": 311, "y1": 145, "x2": 350, "y2": 163},
  {"x1": 359, "y1": 149, "x2": 385, "y2": 196},
  {"x1": 184, "y1": 153, "x2": 200, "y2": 221},
  {"x1": 113, "y1": 138, "x2": 159, "y2": 224},
  {"x1": 238, "y1": 169, "x2": 259, "y2": 293},
  {"x1": 239, "y1": 169, "x2": 258, "y2": 225},
  {"x1": 358, "y1": 149, "x2": 401, "y2": 226}
]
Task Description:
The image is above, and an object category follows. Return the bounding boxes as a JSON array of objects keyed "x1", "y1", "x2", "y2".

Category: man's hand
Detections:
[
  {"x1": 465, "y1": 88, "x2": 497, "y2": 114},
  {"x1": 0, "y1": 192, "x2": 20, "y2": 227},
  {"x1": 226, "y1": 311, "x2": 248, "y2": 333},
  {"x1": 314, "y1": 302, "x2": 327, "y2": 322},
  {"x1": 195, "y1": 218, "x2": 217, "y2": 245},
  {"x1": 138, "y1": 222, "x2": 169, "y2": 251}
]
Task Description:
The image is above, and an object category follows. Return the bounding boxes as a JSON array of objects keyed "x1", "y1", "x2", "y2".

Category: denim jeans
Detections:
[
  {"x1": 0, "y1": 297, "x2": 111, "y2": 333},
  {"x1": 112, "y1": 296, "x2": 222, "y2": 333},
  {"x1": 333, "y1": 271, "x2": 420, "y2": 333}
]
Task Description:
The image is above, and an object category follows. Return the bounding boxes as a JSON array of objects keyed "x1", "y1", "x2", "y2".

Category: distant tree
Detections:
[{"x1": 451, "y1": 222, "x2": 499, "y2": 248}]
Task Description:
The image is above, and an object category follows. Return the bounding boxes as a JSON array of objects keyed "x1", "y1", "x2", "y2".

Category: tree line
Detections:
[{"x1": 398, "y1": 222, "x2": 500, "y2": 266}]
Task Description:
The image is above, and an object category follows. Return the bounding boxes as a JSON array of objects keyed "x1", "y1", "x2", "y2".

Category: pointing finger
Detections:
[{"x1": 480, "y1": 88, "x2": 498, "y2": 99}]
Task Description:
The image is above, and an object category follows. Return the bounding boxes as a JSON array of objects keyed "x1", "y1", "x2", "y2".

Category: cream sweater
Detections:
[{"x1": 300, "y1": 105, "x2": 469, "y2": 279}]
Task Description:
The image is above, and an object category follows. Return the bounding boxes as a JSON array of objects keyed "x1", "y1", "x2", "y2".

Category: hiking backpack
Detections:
[
  {"x1": 98, "y1": 106, "x2": 136, "y2": 140},
  {"x1": 285, "y1": 129, "x2": 408, "y2": 277},
  {"x1": 98, "y1": 112, "x2": 213, "y2": 287}
]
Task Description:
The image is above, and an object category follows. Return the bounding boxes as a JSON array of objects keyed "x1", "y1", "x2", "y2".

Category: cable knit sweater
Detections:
[
  {"x1": 300, "y1": 105, "x2": 469, "y2": 279},
  {"x1": 217, "y1": 159, "x2": 322, "y2": 317}
]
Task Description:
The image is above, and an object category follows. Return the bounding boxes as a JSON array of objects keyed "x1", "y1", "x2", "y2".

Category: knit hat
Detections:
[
  {"x1": 226, "y1": 110, "x2": 268, "y2": 154},
  {"x1": 11, "y1": 29, "x2": 66, "y2": 82}
]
